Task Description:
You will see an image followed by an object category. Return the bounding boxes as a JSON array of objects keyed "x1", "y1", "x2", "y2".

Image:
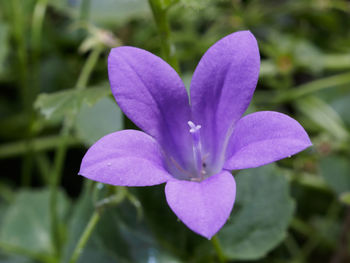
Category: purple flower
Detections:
[{"x1": 79, "y1": 31, "x2": 311, "y2": 239}]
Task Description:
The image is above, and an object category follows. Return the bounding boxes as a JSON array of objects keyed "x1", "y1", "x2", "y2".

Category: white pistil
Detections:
[{"x1": 188, "y1": 121, "x2": 204, "y2": 180}]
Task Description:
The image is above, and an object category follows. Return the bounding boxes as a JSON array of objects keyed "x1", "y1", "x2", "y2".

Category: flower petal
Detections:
[
  {"x1": 79, "y1": 130, "x2": 171, "y2": 186},
  {"x1": 190, "y1": 31, "x2": 260, "y2": 170},
  {"x1": 108, "y1": 47, "x2": 193, "y2": 176},
  {"x1": 165, "y1": 171, "x2": 236, "y2": 239},
  {"x1": 224, "y1": 111, "x2": 312, "y2": 170}
]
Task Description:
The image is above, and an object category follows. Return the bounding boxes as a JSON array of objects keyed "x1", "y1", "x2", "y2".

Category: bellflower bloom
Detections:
[{"x1": 80, "y1": 31, "x2": 311, "y2": 239}]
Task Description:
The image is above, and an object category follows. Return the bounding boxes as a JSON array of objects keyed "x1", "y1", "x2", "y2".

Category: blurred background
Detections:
[{"x1": 0, "y1": 0, "x2": 350, "y2": 262}]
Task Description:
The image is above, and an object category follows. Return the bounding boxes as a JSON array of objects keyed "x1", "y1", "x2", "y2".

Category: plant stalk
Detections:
[
  {"x1": 148, "y1": 0, "x2": 179, "y2": 72},
  {"x1": 49, "y1": 45, "x2": 103, "y2": 259},
  {"x1": 211, "y1": 235, "x2": 226, "y2": 263},
  {"x1": 69, "y1": 211, "x2": 100, "y2": 263},
  {"x1": 274, "y1": 71, "x2": 350, "y2": 103},
  {"x1": 0, "y1": 135, "x2": 80, "y2": 159},
  {"x1": 68, "y1": 188, "x2": 127, "y2": 263},
  {"x1": 31, "y1": 0, "x2": 48, "y2": 59}
]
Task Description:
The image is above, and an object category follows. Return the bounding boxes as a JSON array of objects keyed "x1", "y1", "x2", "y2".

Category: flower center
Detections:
[{"x1": 188, "y1": 121, "x2": 207, "y2": 181}]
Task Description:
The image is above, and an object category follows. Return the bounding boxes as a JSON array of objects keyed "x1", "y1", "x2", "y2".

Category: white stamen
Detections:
[
  {"x1": 187, "y1": 120, "x2": 205, "y2": 180},
  {"x1": 188, "y1": 121, "x2": 201, "y2": 133}
]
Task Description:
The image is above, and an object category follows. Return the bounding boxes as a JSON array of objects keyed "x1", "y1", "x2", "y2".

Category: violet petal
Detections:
[
  {"x1": 224, "y1": 111, "x2": 312, "y2": 170},
  {"x1": 108, "y1": 46, "x2": 193, "y2": 175},
  {"x1": 79, "y1": 130, "x2": 171, "y2": 186},
  {"x1": 190, "y1": 31, "x2": 260, "y2": 169},
  {"x1": 165, "y1": 171, "x2": 236, "y2": 239}
]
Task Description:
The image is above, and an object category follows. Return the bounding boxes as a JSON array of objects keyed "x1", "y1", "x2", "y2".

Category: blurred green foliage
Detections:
[{"x1": 0, "y1": 0, "x2": 350, "y2": 262}]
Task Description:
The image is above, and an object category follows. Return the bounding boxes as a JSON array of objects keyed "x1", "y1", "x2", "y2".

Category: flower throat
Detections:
[{"x1": 188, "y1": 121, "x2": 207, "y2": 181}]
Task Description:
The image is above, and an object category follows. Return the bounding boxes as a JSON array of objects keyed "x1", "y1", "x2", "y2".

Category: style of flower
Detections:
[{"x1": 79, "y1": 31, "x2": 311, "y2": 239}]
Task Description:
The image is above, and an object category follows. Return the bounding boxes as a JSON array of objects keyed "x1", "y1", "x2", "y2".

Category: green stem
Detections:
[
  {"x1": 11, "y1": 0, "x2": 35, "y2": 186},
  {"x1": 31, "y1": 0, "x2": 49, "y2": 100},
  {"x1": 0, "y1": 241, "x2": 56, "y2": 263},
  {"x1": 273, "y1": 71, "x2": 350, "y2": 103},
  {"x1": 323, "y1": 54, "x2": 350, "y2": 70},
  {"x1": 50, "y1": 119, "x2": 73, "y2": 258},
  {"x1": 69, "y1": 211, "x2": 100, "y2": 263},
  {"x1": 284, "y1": 233, "x2": 302, "y2": 258},
  {"x1": 211, "y1": 235, "x2": 226, "y2": 263},
  {"x1": 148, "y1": 0, "x2": 179, "y2": 72},
  {"x1": 49, "y1": 46, "x2": 103, "y2": 259},
  {"x1": 35, "y1": 153, "x2": 52, "y2": 185},
  {"x1": 31, "y1": 0, "x2": 48, "y2": 59},
  {"x1": 11, "y1": 0, "x2": 28, "y2": 110},
  {"x1": 260, "y1": 55, "x2": 350, "y2": 78},
  {"x1": 0, "y1": 135, "x2": 80, "y2": 159},
  {"x1": 21, "y1": 143, "x2": 34, "y2": 186},
  {"x1": 69, "y1": 188, "x2": 127, "y2": 263},
  {"x1": 80, "y1": 0, "x2": 92, "y2": 22},
  {"x1": 76, "y1": 45, "x2": 103, "y2": 90},
  {"x1": 290, "y1": 171, "x2": 330, "y2": 192}
]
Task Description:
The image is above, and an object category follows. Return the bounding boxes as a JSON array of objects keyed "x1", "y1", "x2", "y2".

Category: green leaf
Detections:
[
  {"x1": 0, "y1": 189, "x2": 70, "y2": 255},
  {"x1": 295, "y1": 96, "x2": 349, "y2": 141},
  {"x1": 294, "y1": 39, "x2": 323, "y2": 73},
  {"x1": 74, "y1": 97, "x2": 123, "y2": 146},
  {"x1": 49, "y1": 0, "x2": 149, "y2": 26},
  {"x1": 340, "y1": 192, "x2": 350, "y2": 205},
  {"x1": 134, "y1": 186, "x2": 198, "y2": 259},
  {"x1": 331, "y1": 93, "x2": 350, "y2": 127},
  {"x1": 320, "y1": 155, "x2": 350, "y2": 195},
  {"x1": 63, "y1": 187, "x2": 180, "y2": 263},
  {"x1": 0, "y1": 254, "x2": 34, "y2": 263},
  {"x1": 89, "y1": 0, "x2": 150, "y2": 26},
  {"x1": 218, "y1": 164, "x2": 295, "y2": 260},
  {"x1": 62, "y1": 188, "x2": 118, "y2": 263},
  {"x1": 0, "y1": 201, "x2": 8, "y2": 230},
  {"x1": 96, "y1": 203, "x2": 181, "y2": 263},
  {"x1": 34, "y1": 86, "x2": 111, "y2": 121}
]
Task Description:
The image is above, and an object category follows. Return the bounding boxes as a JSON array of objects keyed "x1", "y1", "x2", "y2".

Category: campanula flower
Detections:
[{"x1": 80, "y1": 31, "x2": 311, "y2": 239}]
